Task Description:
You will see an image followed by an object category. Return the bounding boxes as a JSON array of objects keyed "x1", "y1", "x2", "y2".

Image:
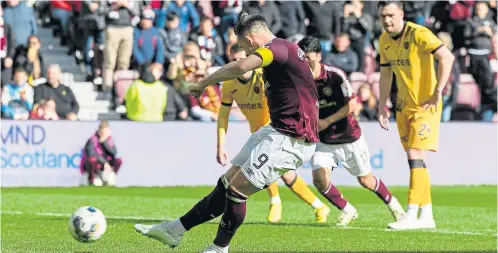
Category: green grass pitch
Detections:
[{"x1": 1, "y1": 186, "x2": 496, "y2": 253}]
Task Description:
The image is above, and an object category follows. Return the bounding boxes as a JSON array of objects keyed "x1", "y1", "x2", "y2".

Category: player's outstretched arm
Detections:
[{"x1": 197, "y1": 55, "x2": 263, "y2": 90}]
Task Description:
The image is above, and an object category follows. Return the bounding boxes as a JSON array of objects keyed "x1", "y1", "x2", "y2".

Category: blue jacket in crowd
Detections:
[
  {"x1": 166, "y1": 1, "x2": 200, "y2": 33},
  {"x1": 133, "y1": 26, "x2": 165, "y2": 65},
  {"x1": 2, "y1": 3, "x2": 37, "y2": 47}
]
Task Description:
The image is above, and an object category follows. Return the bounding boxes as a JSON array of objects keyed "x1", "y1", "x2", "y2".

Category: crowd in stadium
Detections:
[{"x1": 1, "y1": 0, "x2": 497, "y2": 122}]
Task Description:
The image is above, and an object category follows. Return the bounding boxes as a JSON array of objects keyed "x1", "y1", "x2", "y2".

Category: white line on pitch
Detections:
[{"x1": 2, "y1": 210, "x2": 495, "y2": 237}]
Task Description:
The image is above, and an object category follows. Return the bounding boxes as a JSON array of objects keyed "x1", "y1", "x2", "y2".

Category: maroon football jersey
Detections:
[
  {"x1": 316, "y1": 64, "x2": 361, "y2": 144},
  {"x1": 253, "y1": 38, "x2": 319, "y2": 143}
]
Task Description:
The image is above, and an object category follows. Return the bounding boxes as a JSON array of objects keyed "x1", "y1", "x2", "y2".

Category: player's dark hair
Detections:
[
  {"x1": 166, "y1": 12, "x2": 178, "y2": 21},
  {"x1": 297, "y1": 36, "x2": 321, "y2": 54},
  {"x1": 234, "y1": 12, "x2": 268, "y2": 36},
  {"x1": 378, "y1": 0, "x2": 403, "y2": 10},
  {"x1": 229, "y1": 43, "x2": 244, "y2": 54}
]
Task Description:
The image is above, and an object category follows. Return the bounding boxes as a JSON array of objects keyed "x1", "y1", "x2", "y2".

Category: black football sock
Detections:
[
  {"x1": 179, "y1": 176, "x2": 228, "y2": 231},
  {"x1": 213, "y1": 187, "x2": 247, "y2": 247}
]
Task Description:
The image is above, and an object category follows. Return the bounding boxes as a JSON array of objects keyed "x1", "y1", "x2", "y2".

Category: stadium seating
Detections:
[
  {"x1": 114, "y1": 70, "x2": 140, "y2": 105},
  {"x1": 456, "y1": 74, "x2": 481, "y2": 109}
]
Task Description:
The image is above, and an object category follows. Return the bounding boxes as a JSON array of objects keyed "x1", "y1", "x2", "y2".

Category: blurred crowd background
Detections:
[{"x1": 1, "y1": 0, "x2": 497, "y2": 123}]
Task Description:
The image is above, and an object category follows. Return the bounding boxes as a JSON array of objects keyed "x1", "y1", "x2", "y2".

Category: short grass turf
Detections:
[{"x1": 1, "y1": 186, "x2": 496, "y2": 253}]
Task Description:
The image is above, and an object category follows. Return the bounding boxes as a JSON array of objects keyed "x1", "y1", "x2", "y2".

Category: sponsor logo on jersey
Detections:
[
  {"x1": 239, "y1": 103, "x2": 264, "y2": 110},
  {"x1": 319, "y1": 99, "x2": 336, "y2": 108},
  {"x1": 254, "y1": 86, "x2": 260, "y2": 94},
  {"x1": 388, "y1": 59, "x2": 411, "y2": 66},
  {"x1": 404, "y1": 42, "x2": 409, "y2": 49}
]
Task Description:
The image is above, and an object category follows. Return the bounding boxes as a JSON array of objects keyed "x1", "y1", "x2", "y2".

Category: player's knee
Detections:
[
  {"x1": 357, "y1": 174, "x2": 376, "y2": 190},
  {"x1": 226, "y1": 186, "x2": 248, "y2": 203},
  {"x1": 407, "y1": 148, "x2": 425, "y2": 160},
  {"x1": 281, "y1": 171, "x2": 297, "y2": 186}
]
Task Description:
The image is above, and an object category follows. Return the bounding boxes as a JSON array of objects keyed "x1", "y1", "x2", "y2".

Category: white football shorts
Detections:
[
  {"x1": 311, "y1": 135, "x2": 371, "y2": 177},
  {"x1": 231, "y1": 125, "x2": 316, "y2": 189}
]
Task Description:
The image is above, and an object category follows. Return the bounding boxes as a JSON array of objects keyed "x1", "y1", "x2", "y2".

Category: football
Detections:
[{"x1": 68, "y1": 206, "x2": 107, "y2": 243}]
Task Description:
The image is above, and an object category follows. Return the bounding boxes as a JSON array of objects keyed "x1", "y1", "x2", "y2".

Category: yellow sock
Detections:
[
  {"x1": 408, "y1": 160, "x2": 429, "y2": 206},
  {"x1": 420, "y1": 168, "x2": 432, "y2": 206},
  {"x1": 266, "y1": 181, "x2": 280, "y2": 198},
  {"x1": 289, "y1": 176, "x2": 321, "y2": 208}
]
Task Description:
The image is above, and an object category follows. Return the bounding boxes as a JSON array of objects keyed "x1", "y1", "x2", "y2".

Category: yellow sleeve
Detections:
[
  {"x1": 221, "y1": 81, "x2": 234, "y2": 106},
  {"x1": 415, "y1": 27, "x2": 444, "y2": 54},
  {"x1": 379, "y1": 34, "x2": 390, "y2": 67},
  {"x1": 254, "y1": 47, "x2": 274, "y2": 67}
]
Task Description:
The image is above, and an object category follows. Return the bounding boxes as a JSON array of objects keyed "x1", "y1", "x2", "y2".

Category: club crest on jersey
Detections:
[
  {"x1": 404, "y1": 42, "x2": 409, "y2": 49},
  {"x1": 322, "y1": 87, "x2": 333, "y2": 96},
  {"x1": 254, "y1": 85, "x2": 260, "y2": 94}
]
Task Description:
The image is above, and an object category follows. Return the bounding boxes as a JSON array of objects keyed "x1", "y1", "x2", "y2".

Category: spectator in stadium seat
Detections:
[
  {"x1": 80, "y1": 120, "x2": 122, "y2": 187},
  {"x1": 303, "y1": 0, "x2": 342, "y2": 55},
  {"x1": 1, "y1": 67, "x2": 33, "y2": 120},
  {"x1": 242, "y1": 0, "x2": 282, "y2": 35},
  {"x1": 469, "y1": 1, "x2": 497, "y2": 122},
  {"x1": 166, "y1": 41, "x2": 209, "y2": 96},
  {"x1": 224, "y1": 27, "x2": 238, "y2": 61},
  {"x1": 212, "y1": 0, "x2": 242, "y2": 42},
  {"x1": 163, "y1": 83, "x2": 189, "y2": 121},
  {"x1": 102, "y1": 0, "x2": 137, "y2": 102},
  {"x1": 34, "y1": 64, "x2": 79, "y2": 120},
  {"x1": 189, "y1": 17, "x2": 225, "y2": 66},
  {"x1": 341, "y1": 0, "x2": 373, "y2": 72},
  {"x1": 30, "y1": 97, "x2": 59, "y2": 120},
  {"x1": 276, "y1": 1, "x2": 306, "y2": 40},
  {"x1": 82, "y1": 0, "x2": 106, "y2": 81},
  {"x1": 323, "y1": 33, "x2": 359, "y2": 75},
  {"x1": 12, "y1": 35, "x2": 46, "y2": 86},
  {"x1": 2, "y1": 0, "x2": 37, "y2": 48},
  {"x1": 166, "y1": 0, "x2": 200, "y2": 33},
  {"x1": 132, "y1": 9, "x2": 165, "y2": 72},
  {"x1": 50, "y1": 0, "x2": 75, "y2": 46},
  {"x1": 0, "y1": 9, "x2": 16, "y2": 86},
  {"x1": 161, "y1": 12, "x2": 186, "y2": 64},
  {"x1": 189, "y1": 82, "x2": 221, "y2": 122},
  {"x1": 125, "y1": 64, "x2": 169, "y2": 122},
  {"x1": 356, "y1": 83, "x2": 378, "y2": 121}
]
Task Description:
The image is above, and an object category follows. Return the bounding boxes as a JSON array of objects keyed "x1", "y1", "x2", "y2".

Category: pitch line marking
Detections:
[{"x1": 2, "y1": 210, "x2": 495, "y2": 237}]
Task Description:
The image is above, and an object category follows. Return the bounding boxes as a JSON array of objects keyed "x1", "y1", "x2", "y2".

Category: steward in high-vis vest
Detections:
[{"x1": 125, "y1": 64, "x2": 167, "y2": 122}]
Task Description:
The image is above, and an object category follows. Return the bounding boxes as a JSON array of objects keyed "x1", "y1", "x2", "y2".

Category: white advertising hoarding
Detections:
[{"x1": 1, "y1": 120, "x2": 496, "y2": 187}]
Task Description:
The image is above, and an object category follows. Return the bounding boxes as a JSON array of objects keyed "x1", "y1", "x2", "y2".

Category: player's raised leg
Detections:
[
  {"x1": 280, "y1": 171, "x2": 330, "y2": 223},
  {"x1": 134, "y1": 166, "x2": 238, "y2": 248},
  {"x1": 266, "y1": 181, "x2": 282, "y2": 223}
]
